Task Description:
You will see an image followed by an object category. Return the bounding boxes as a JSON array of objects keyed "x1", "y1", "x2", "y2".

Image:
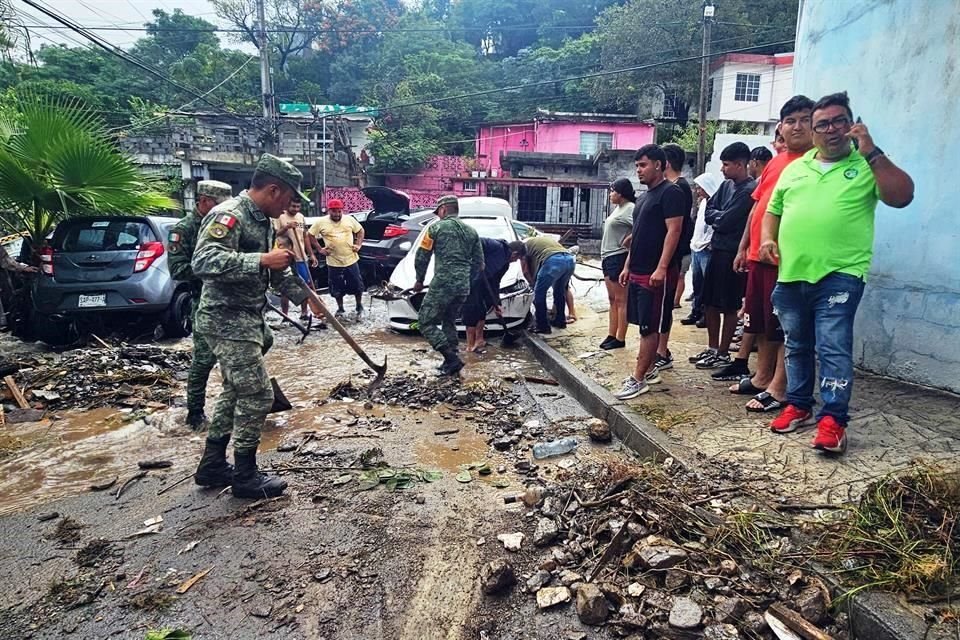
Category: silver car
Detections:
[{"x1": 31, "y1": 215, "x2": 191, "y2": 345}]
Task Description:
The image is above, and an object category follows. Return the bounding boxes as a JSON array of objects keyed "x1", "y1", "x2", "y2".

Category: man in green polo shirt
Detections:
[{"x1": 759, "y1": 92, "x2": 914, "y2": 455}]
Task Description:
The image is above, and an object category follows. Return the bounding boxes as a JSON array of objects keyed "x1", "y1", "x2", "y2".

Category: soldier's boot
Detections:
[
  {"x1": 186, "y1": 409, "x2": 207, "y2": 431},
  {"x1": 438, "y1": 345, "x2": 464, "y2": 377},
  {"x1": 194, "y1": 435, "x2": 234, "y2": 487},
  {"x1": 232, "y1": 449, "x2": 288, "y2": 499}
]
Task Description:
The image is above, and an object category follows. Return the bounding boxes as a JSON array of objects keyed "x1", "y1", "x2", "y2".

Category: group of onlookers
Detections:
[{"x1": 602, "y1": 92, "x2": 914, "y2": 456}]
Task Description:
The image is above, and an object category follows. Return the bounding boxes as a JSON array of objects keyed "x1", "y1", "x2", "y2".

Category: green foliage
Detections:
[
  {"x1": 0, "y1": 95, "x2": 176, "y2": 243},
  {"x1": 145, "y1": 630, "x2": 191, "y2": 640},
  {"x1": 670, "y1": 120, "x2": 718, "y2": 154}
]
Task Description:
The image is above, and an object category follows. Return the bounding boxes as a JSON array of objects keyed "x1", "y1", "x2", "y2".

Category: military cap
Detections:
[
  {"x1": 434, "y1": 194, "x2": 459, "y2": 215},
  {"x1": 196, "y1": 180, "x2": 232, "y2": 202},
  {"x1": 255, "y1": 153, "x2": 309, "y2": 203}
]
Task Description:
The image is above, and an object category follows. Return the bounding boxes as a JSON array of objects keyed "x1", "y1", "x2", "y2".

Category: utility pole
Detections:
[
  {"x1": 696, "y1": 1, "x2": 715, "y2": 175},
  {"x1": 257, "y1": 0, "x2": 275, "y2": 153}
]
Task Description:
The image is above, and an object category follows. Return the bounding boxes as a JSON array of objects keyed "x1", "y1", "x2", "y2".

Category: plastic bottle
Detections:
[{"x1": 532, "y1": 437, "x2": 578, "y2": 460}]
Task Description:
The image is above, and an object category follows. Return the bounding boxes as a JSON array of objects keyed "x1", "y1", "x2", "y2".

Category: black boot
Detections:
[
  {"x1": 438, "y1": 346, "x2": 464, "y2": 376},
  {"x1": 194, "y1": 435, "x2": 233, "y2": 488},
  {"x1": 186, "y1": 409, "x2": 207, "y2": 431},
  {"x1": 232, "y1": 449, "x2": 288, "y2": 499}
]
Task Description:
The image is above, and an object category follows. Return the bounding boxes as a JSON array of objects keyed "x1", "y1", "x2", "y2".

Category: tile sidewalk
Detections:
[{"x1": 545, "y1": 268, "x2": 960, "y2": 504}]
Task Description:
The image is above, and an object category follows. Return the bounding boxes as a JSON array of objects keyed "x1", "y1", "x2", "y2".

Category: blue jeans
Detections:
[
  {"x1": 772, "y1": 272, "x2": 865, "y2": 425},
  {"x1": 533, "y1": 253, "x2": 575, "y2": 330},
  {"x1": 691, "y1": 248, "x2": 711, "y2": 316}
]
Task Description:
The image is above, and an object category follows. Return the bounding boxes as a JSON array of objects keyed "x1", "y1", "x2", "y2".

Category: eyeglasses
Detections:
[{"x1": 812, "y1": 116, "x2": 851, "y2": 134}]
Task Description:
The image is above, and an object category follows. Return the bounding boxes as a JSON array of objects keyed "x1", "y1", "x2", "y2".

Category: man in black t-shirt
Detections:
[
  {"x1": 659, "y1": 143, "x2": 695, "y2": 371},
  {"x1": 615, "y1": 144, "x2": 685, "y2": 400}
]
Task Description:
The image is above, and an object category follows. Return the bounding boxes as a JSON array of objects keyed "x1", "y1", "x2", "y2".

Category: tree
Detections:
[
  {"x1": 130, "y1": 9, "x2": 220, "y2": 69},
  {"x1": 0, "y1": 94, "x2": 174, "y2": 243},
  {"x1": 211, "y1": 0, "x2": 316, "y2": 70}
]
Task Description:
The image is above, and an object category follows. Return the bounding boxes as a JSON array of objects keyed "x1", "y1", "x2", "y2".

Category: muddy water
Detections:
[{"x1": 0, "y1": 293, "x2": 544, "y2": 515}]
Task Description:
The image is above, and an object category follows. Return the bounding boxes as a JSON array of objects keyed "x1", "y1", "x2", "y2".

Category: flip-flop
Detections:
[
  {"x1": 746, "y1": 391, "x2": 783, "y2": 413},
  {"x1": 729, "y1": 377, "x2": 764, "y2": 395}
]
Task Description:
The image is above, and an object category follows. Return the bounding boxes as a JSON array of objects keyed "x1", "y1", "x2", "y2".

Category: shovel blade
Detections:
[{"x1": 269, "y1": 377, "x2": 292, "y2": 413}]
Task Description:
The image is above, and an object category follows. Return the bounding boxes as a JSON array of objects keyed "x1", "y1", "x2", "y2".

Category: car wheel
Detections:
[
  {"x1": 30, "y1": 310, "x2": 80, "y2": 347},
  {"x1": 162, "y1": 290, "x2": 192, "y2": 338}
]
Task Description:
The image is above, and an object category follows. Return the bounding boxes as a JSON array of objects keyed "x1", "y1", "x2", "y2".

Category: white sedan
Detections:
[{"x1": 386, "y1": 214, "x2": 533, "y2": 332}]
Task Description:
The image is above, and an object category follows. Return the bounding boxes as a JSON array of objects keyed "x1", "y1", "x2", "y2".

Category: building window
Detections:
[
  {"x1": 662, "y1": 91, "x2": 678, "y2": 120},
  {"x1": 517, "y1": 185, "x2": 547, "y2": 222},
  {"x1": 707, "y1": 78, "x2": 714, "y2": 111},
  {"x1": 734, "y1": 73, "x2": 761, "y2": 102},
  {"x1": 462, "y1": 180, "x2": 478, "y2": 192},
  {"x1": 579, "y1": 132, "x2": 614, "y2": 155}
]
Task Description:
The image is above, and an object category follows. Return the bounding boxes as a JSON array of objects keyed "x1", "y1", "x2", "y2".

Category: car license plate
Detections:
[{"x1": 78, "y1": 294, "x2": 107, "y2": 308}]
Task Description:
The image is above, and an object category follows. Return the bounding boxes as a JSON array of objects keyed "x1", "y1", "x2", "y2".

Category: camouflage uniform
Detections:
[
  {"x1": 192, "y1": 158, "x2": 311, "y2": 454},
  {"x1": 415, "y1": 196, "x2": 483, "y2": 353},
  {"x1": 167, "y1": 180, "x2": 232, "y2": 420}
]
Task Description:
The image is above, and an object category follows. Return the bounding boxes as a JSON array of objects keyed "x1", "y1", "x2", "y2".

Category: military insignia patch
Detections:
[
  {"x1": 208, "y1": 223, "x2": 229, "y2": 239},
  {"x1": 168, "y1": 231, "x2": 181, "y2": 243},
  {"x1": 218, "y1": 214, "x2": 238, "y2": 228},
  {"x1": 169, "y1": 243, "x2": 181, "y2": 254},
  {"x1": 419, "y1": 233, "x2": 434, "y2": 251}
]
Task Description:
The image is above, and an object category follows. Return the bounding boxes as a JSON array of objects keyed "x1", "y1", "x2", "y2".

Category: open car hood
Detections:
[{"x1": 362, "y1": 186, "x2": 411, "y2": 216}]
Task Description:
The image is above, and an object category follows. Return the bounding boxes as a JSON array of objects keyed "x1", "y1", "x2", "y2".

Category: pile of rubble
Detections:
[
  {"x1": 482, "y1": 457, "x2": 847, "y2": 639},
  {"x1": 9, "y1": 345, "x2": 191, "y2": 410}
]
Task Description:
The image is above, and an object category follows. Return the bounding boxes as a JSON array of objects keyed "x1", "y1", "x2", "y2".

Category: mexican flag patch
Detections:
[
  {"x1": 168, "y1": 231, "x2": 181, "y2": 243},
  {"x1": 218, "y1": 214, "x2": 238, "y2": 228}
]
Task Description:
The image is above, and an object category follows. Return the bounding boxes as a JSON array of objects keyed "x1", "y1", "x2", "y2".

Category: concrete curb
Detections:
[{"x1": 523, "y1": 334, "x2": 942, "y2": 640}]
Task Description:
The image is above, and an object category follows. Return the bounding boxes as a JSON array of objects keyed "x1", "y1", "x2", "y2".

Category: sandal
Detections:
[
  {"x1": 729, "y1": 377, "x2": 764, "y2": 395},
  {"x1": 746, "y1": 391, "x2": 783, "y2": 413}
]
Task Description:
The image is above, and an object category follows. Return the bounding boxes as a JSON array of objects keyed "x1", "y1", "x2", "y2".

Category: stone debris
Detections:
[
  {"x1": 536, "y1": 586, "x2": 571, "y2": 609},
  {"x1": 668, "y1": 597, "x2": 703, "y2": 629},
  {"x1": 533, "y1": 518, "x2": 559, "y2": 547},
  {"x1": 480, "y1": 560, "x2": 516, "y2": 595},
  {"x1": 525, "y1": 570, "x2": 551, "y2": 593},
  {"x1": 496, "y1": 532, "x2": 524, "y2": 552},
  {"x1": 575, "y1": 582, "x2": 608, "y2": 625},
  {"x1": 587, "y1": 418, "x2": 611, "y2": 443},
  {"x1": 704, "y1": 623, "x2": 741, "y2": 639}
]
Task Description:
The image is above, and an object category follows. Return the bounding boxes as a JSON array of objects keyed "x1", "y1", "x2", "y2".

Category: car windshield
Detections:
[
  {"x1": 462, "y1": 217, "x2": 514, "y2": 241},
  {"x1": 56, "y1": 220, "x2": 155, "y2": 252}
]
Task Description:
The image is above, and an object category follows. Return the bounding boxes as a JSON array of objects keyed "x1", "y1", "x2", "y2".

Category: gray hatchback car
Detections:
[{"x1": 31, "y1": 215, "x2": 192, "y2": 344}]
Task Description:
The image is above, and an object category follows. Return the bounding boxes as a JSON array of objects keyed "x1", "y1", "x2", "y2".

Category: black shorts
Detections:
[
  {"x1": 626, "y1": 268, "x2": 679, "y2": 337},
  {"x1": 601, "y1": 253, "x2": 627, "y2": 280},
  {"x1": 743, "y1": 260, "x2": 783, "y2": 341},
  {"x1": 327, "y1": 263, "x2": 364, "y2": 298},
  {"x1": 461, "y1": 283, "x2": 493, "y2": 326},
  {"x1": 702, "y1": 249, "x2": 746, "y2": 312}
]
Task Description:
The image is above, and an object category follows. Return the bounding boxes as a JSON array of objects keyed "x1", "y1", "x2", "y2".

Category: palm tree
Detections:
[{"x1": 0, "y1": 94, "x2": 175, "y2": 249}]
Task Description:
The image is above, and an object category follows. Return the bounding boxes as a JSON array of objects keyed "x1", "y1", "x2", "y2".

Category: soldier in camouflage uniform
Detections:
[
  {"x1": 167, "y1": 180, "x2": 233, "y2": 430},
  {"x1": 414, "y1": 195, "x2": 483, "y2": 376},
  {"x1": 191, "y1": 154, "x2": 324, "y2": 499}
]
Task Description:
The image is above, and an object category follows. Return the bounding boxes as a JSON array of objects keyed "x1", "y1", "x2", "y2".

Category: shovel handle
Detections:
[{"x1": 303, "y1": 287, "x2": 386, "y2": 374}]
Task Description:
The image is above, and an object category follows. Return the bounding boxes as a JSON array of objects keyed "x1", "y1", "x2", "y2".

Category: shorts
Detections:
[
  {"x1": 294, "y1": 261, "x2": 311, "y2": 284},
  {"x1": 702, "y1": 249, "x2": 746, "y2": 312},
  {"x1": 678, "y1": 253, "x2": 692, "y2": 275},
  {"x1": 462, "y1": 277, "x2": 496, "y2": 326},
  {"x1": 601, "y1": 253, "x2": 627, "y2": 280},
  {"x1": 327, "y1": 262, "x2": 364, "y2": 298},
  {"x1": 626, "y1": 267, "x2": 680, "y2": 337},
  {"x1": 743, "y1": 260, "x2": 783, "y2": 341}
]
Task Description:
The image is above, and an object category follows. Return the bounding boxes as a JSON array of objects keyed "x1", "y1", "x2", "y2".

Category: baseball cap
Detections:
[
  {"x1": 327, "y1": 198, "x2": 344, "y2": 209},
  {"x1": 255, "y1": 153, "x2": 309, "y2": 203}
]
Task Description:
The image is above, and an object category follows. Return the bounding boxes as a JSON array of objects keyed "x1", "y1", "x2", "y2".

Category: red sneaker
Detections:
[
  {"x1": 812, "y1": 416, "x2": 847, "y2": 454},
  {"x1": 770, "y1": 405, "x2": 813, "y2": 434}
]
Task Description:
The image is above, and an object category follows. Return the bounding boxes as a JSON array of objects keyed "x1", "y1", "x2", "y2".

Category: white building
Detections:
[{"x1": 706, "y1": 52, "x2": 794, "y2": 135}]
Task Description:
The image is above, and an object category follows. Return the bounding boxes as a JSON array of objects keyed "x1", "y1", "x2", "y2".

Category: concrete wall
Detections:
[
  {"x1": 794, "y1": 0, "x2": 960, "y2": 392},
  {"x1": 476, "y1": 124, "x2": 537, "y2": 175},
  {"x1": 708, "y1": 54, "x2": 793, "y2": 129}
]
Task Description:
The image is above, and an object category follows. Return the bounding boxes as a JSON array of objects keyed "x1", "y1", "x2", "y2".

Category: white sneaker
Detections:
[
  {"x1": 615, "y1": 376, "x2": 650, "y2": 400},
  {"x1": 644, "y1": 370, "x2": 662, "y2": 385}
]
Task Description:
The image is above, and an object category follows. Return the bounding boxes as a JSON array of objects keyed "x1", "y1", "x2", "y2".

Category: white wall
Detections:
[
  {"x1": 704, "y1": 133, "x2": 775, "y2": 178},
  {"x1": 708, "y1": 61, "x2": 793, "y2": 127}
]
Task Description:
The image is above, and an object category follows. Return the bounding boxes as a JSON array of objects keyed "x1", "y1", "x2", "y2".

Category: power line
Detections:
[{"x1": 16, "y1": 23, "x2": 604, "y2": 34}]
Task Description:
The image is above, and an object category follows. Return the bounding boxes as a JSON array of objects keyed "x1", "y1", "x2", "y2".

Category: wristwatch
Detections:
[{"x1": 864, "y1": 147, "x2": 885, "y2": 165}]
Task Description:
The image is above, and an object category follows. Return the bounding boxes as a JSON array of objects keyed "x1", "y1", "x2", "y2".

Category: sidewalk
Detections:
[{"x1": 544, "y1": 267, "x2": 960, "y2": 504}]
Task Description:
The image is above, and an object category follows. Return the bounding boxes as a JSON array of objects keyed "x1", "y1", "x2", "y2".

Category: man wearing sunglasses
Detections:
[{"x1": 758, "y1": 92, "x2": 914, "y2": 455}]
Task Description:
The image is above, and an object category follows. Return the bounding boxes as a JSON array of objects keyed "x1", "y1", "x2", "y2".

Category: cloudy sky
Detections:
[{"x1": 17, "y1": 0, "x2": 250, "y2": 51}]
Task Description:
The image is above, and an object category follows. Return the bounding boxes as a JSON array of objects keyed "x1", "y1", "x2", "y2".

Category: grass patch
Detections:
[
  {"x1": 828, "y1": 465, "x2": 959, "y2": 600},
  {"x1": 75, "y1": 539, "x2": 115, "y2": 567}
]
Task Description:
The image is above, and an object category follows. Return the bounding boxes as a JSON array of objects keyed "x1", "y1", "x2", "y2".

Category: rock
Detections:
[
  {"x1": 480, "y1": 560, "x2": 516, "y2": 595},
  {"x1": 539, "y1": 558, "x2": 559, "y2": 572},
  {"x1": 704, "y1": 576, "x2": 724, "y2": 591},
  {"x1": 576, "y1": 583, "x2": 609, "y2": 625},
  {"x1": 627, "y1": 522, "x2": 649, "y2": 539},
  {"x1": 496, "y1": 532, "x2": 524, "y2": 552},
  {"x1": 704, "y1": 623, "x2": 741, "y2": 640},
  {"x1": 668, "y1": 597, "x2": 703, "y2": 629},
  {"x1": 664, "y1": 569, "x2": 688, "y2": 589},
  {"x1": 312, "y1": 568, "x2": 332, "y2": 582},
  {"x1": 795, "y1": 585, "x2": 828, "y2": 624},
  {"x1": 536, "y1": 586, "x2": 572, "y2": 609},
  {"x1": 742, "y1": 611, "x2": 769, "y2": 635},
  {"x1": 719, "y1": 559, "x2": 738, "y2": 576},
  {"x1": 540, "y1": 496, "x2": 562, "y2": 518},
  {"x1": 627, "y1": 582, "x2": 646, "y2": 597},
  {"x1": 598, "y1": 582, "x2": 625, "y2": 609},
  {"x1": 619, "y1": 603, "x2": 648, "y2": 629},
  {"x1": 533, "y1": 518, "x2": 560, "y2": 546},
  {"x1": 5, "y1": 408, "x2": 45, "y2": 423},
  {"x1": 587, "y1": 418, "x2": 611, "y2": 443},
  {"x1": 715, "y1": 597, "x2": 747, "y2": 624},
  {"x1": 622, "y1": 550, "x2": 642, "y2": 570},
  {"x1": 639, "y1": 545, "x2": 688, "y2": 570},
  {"x1": 363, "y1": 401, "x2": 374, "y2": 410},
  {"x1": 526, "y1": 570, "x2": 552, "y2": 593},
  {"x1": 492, "y1": 437, "x2": 514, "y2": 451},
  {"x1": 558, "y1": 570, "x2": 583, "y2": 587}
]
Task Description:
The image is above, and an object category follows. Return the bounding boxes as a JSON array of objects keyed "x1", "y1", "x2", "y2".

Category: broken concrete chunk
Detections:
[
  {"x1": 639, "y1": 545, "x2": 688, "y2": 570},
  {"x1": 794, "y1": 585, "x2": 828, "y2": 624},
  {"x1": 533, "y1": 518, "x2": 559, "y2": 546},
  {"x1": 704, "y1": 623, "x2": 741, "y2": 640},
  {"x1": 587, "y1": 418, "x2": 612, "y2": 443},
  {"x1": 715, "y1": 597, "x2": 747, "y2": 624},
  {"x1": 668, "y1": 597, "x2": 703, "y2": 629},
  {"x1": 525, "y1": 570, "x2": 552, "y2": 593},
  {"x1": 496, "y1": 532, "x2": 524, "y2": 552},
  {"x1": 664, "y1": 569, "x2": 688, "y2": 589},
  {"x1": 627, "y1": 582, "x2": 646, "y2": 597},
  {"x1": 575, "y1": 582, "x2": 608, "y2": 625},
  {"x1": 619, "y1": 603, "x2": 648, "y2": 629},
  {"x1": 558, "y1": 570, "x2": 583, "y2": 587},
  {"x1": 480, "y1": 560, "x2": 516, "y2": 595},
  {"x1": 536, "y1": 586, "x2": 572, "y2": 609}
]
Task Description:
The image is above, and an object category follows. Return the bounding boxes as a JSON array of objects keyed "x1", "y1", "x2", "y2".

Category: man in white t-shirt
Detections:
[{"x1": 680, "y1": 172, "x2": 720, "y2": 327}]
